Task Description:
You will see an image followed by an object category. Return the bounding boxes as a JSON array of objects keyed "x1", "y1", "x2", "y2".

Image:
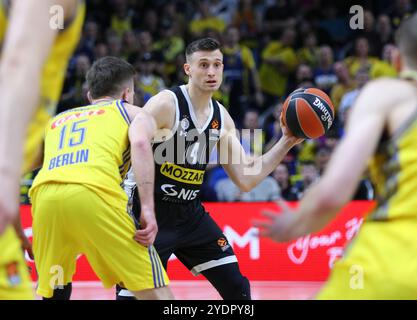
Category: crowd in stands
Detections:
[{"x1": 21, "y1": 0, "x2": 416, "y2": 203}]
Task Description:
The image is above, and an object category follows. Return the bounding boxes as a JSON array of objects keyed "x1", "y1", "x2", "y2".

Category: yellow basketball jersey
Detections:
[
  {"x1": 368, "y1": 112, "x2": 417, "y2": 221},
  {"x1": 30, "y1": 100, "x2": 132, "y2": 208},
  {"x1": 0, "y1": 1, "x2": 86, "y2": 172}
]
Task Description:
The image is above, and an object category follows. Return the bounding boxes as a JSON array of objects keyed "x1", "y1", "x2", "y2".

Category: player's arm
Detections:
[
  {"x1": 0, "y1": 0, "x2": 75, "y2": 234},
  {"x1": 255, "y1": 79, "x2": 391, "y2": 242},
  {"x1": 128, "y1": 108, "x2": 158, "y2": 245},
  {"x1": 219, "y1": 107, "x2": 302, "y2": 192},
  {"x1": 142, "y1": 90, "x2": 176, "y2": 131}
]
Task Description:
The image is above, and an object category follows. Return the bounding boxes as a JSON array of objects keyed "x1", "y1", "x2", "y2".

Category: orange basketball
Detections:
[{"x1": 281, "y1": 87, "x2": 335, "y2": 139}]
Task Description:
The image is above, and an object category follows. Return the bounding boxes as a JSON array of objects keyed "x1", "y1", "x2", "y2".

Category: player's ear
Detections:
[
  {"x1": 184, "y1": 63, "x2": 191, "y2": 77},
  {"x1": 87, "y1": 91, "x2": 93, "y2": 103}
]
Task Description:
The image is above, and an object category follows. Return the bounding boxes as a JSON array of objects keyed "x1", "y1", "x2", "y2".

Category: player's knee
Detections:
[
  {"x1": 220, "y1": 274, "x2": 251, "y2": 300},
  {"x1": 43, "y1": 283, "x2": 72, "y2": 300}
]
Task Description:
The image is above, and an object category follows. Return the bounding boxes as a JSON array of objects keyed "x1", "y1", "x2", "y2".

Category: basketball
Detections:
[{"x1": 281, "y1": 88, "x2": 335, "y2": 139}]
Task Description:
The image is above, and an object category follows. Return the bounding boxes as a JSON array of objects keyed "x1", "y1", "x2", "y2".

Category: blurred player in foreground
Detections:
[
  {"x1": 29, "y1": 56, "x2": 174, "y2": 300},
  {"x1": 0, "y1": 0, "x2": 84, "y2": 300},
  {"x1": 254, "y1": 14, "x2": 417, "y2": 299}
]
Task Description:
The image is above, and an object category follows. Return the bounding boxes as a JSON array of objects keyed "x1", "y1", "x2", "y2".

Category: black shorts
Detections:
[{"x1": 132, "y1": 193, "x2": 237, "y2": 275}]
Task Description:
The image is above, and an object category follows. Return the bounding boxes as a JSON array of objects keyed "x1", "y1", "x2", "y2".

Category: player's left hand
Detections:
[
  {"x1": 134, "y1": 208, "x2": 158, "y2": 246},
  {"x1": 279, "y1": 115, "x2": 304, "y2": 147},
  {"x1": 252, "y1": 200, "x2": 302, "y2": 242}
]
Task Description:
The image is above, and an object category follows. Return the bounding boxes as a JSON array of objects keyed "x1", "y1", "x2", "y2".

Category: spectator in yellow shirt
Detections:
[{"x1": 259, "y1": 28, "x2": 298, "y2": 109}]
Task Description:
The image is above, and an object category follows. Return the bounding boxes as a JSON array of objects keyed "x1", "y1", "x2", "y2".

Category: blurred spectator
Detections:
[
  {"x1": 59, "y1": 54, "x2": 91, "y2": 112},
  {"x1": 170, "y1": 53, "x2": 188, "y2": 86},
  {"x1": 136, "y1": 53, "x2": 166, "y2": 103},
  {"x1": 93, "y1": 42, "x2": 109, "y2": 60},
  {"x1": 206, "y1": 0, "x2": 238, "y2": 26},
  {"x1": 159, "y1": 2, "x2": 187, "y2": 38},
  {"x1": 240, "y1": 109, "x2": 264, "y2": 155},
  {"x1": 295, "y1": 63, "x2": 315, "y2": 89},
  {"x1": 262, "y1": 0, "x2": 296, "y2": 38},
  {"x1": 317, "y1": 5, "x2": 351, "y2": 46},
  {"x1": 141, "y1": 9, "x2": 159, "y2": 36},
  {"x1": 376, "y1": 14, "x2": 395, "y2": 50},
  {"x1": 353, "y1": 10, "x2": 381, "y2": 56},
  {"x1": 223, "y1": 26, "x2": 263, "y2": 124},
  {"x1": 344, "y1": 37, "x2": 380, "y2": 78},
  {"x1": 122, "y1": 30, "x2": 140, "y2": 61},
  {"x1": 231, "y1": 0, "x2": 259, "y2": 40},
  {"x1": 259, "y1": 28, "x2": 298, "y2": 109},
  {"x1": 106, "y1": 31, "x2": 123, "y2": 57},
  {"x1": 315, "y1": 145, "x2": 332, "y2": 175},
  {"x1": 339, "y1": 66, "x2": 370, "y2": 128},
  {"x1": 154, "y1": 22, "x2": 185, "y2": 86},
  {"x1": 190, "y1": 1, "x2": 226, "y2": 37},
  {"x1": 330, "y1": 61, "x2": 356, "y2": 115},
  {"x1": 109, "y1": 0, "x2": 139, "y2": 37},
  {"x1": 313, "y1": 46, "x2": 338, "y2": 94},
  {"x1": 78, "y1": 20, "x2": 100, "y2": 58},
  {"x1": 386, "y1": 0, "x2": 415, "y2": 29},
  {"x1": 272, "y1": 164, "x2": 298, "y2": 201},
  {"x1": 293, "y1": 161, "x2": 320, "y2": 198},
  {"x1": 297, "y1": 32, "x2": 320, "y2": 68},
  {"x1": 370, "y1": 43, "x2": 398, "y2": 79},
  {"x1": 215, "y1": 174, "x2": 280, "y2": 202},
  {"x1": 136, "y1": 31, "x2": 165, "y2": 81}
]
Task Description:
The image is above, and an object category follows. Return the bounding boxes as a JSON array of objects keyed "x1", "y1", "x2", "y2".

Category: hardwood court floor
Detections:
[{"x1": 35, "y1": 281, "x2": 324, "y2": 300}]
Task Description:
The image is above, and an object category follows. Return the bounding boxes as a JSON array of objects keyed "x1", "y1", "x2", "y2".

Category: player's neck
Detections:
[
  {"x1": 91, "y1": 96, "x2": 118, "y2": 104},
  {"x1": 185, "y1": 84, "x2": 212, "y2": 112}
]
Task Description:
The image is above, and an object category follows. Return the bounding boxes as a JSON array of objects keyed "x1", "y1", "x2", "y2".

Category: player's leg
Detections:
[
  {"x1": 72, "y1": 187, "x2": 173, "y2": 299},
  {"x1": 174, "y1": 202, "x2": 251, "y2": 300},
  {"x1": 31, "y1": 184, "x2": 79, "y2": 299},
  {"x1": 116, "y1": 197, "x2": 177, "y2": 300},
  {"x1": 0, "y1": 226, "x2": 34, "y2": 300}
]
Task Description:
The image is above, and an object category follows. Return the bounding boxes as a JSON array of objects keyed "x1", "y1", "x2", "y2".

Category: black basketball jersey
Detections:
[{"x1": 153, "y1": 85, "x2": 223, "y2": 204}]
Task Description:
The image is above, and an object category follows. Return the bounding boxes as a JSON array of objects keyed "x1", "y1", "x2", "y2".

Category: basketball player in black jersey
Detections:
[{"x1": 117, "y1": 38, "x2": 303, "y2": 300}]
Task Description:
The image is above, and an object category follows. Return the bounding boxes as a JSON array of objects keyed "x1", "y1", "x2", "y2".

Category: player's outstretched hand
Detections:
[
  {"x1": 134, "y1": 208, "x2": 158, "y2": 246},
  {"x1": 252, "y1": 199, "x2": 300, "y2": 242}
]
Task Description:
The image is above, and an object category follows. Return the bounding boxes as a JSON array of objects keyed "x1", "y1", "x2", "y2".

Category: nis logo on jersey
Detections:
[
  {"x1": 160, "y1": 162, "x2": 204, "y2": 185},
  {"x1": 161, "y1": 184, "x2": 200, "y2": 201}
]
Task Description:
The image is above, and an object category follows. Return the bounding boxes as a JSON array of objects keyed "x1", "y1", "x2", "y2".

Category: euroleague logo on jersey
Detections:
[{"x1": 217, "y1": 237, "x2": 230, "y2": 252}]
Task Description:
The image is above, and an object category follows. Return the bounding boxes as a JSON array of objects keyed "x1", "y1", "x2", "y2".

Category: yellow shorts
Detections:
[
  {"x1": 317, "y1": 219, "x2": 417, "y2": 299},
  {"x1": 23, "y1": 107, "x2": 51, "y2": 173},
  {"x1": 0, "y1": 226, "x2": 34, "y2": 300},
  {"x1": 31, "y1": 183, "x2": 169, "y2": 298}
]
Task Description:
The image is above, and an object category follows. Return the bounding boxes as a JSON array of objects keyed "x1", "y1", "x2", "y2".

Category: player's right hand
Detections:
[{"x1": 133, "y1": 209, "x2": 158, "y2": 246}]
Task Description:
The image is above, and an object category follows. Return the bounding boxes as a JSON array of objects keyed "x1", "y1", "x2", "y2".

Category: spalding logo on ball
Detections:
[{"x1": 281, "y1": 87, "x2": 335, "y2": 139}]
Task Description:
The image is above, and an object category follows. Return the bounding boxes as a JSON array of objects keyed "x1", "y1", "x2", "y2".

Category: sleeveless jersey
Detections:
[
  {"x1": 367, "y1": 107, "x2": 417, "y2": 221},
  {"x1": 30, "y1": 100, "x2": 131, "y2": 208},
  {"x1": 153, "y1": 85, "x2": 224, "y2": 204}
]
